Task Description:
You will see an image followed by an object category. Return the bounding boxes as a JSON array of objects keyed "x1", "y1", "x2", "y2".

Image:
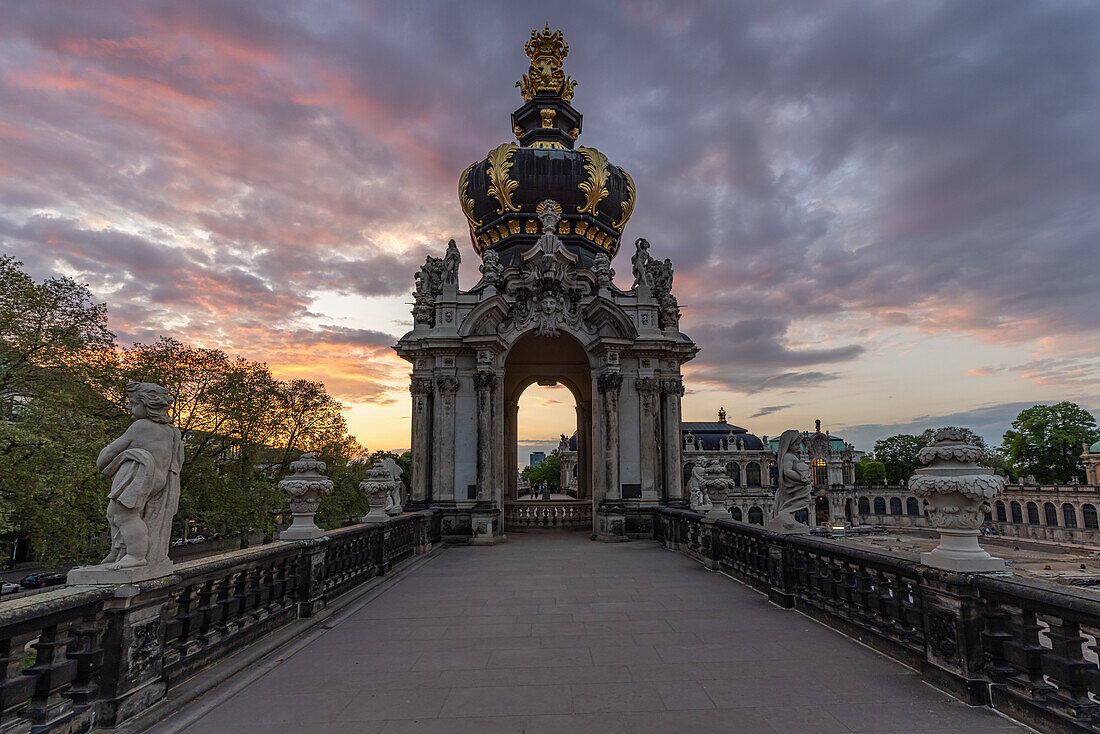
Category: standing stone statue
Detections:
[
  {"x1": 631, "y1": 238, "x2": 653, "y2": 290},
  {"x1": 381, "y1": 457, "x2": 405, "y2": 516},
  {"x1": 766, "y1": 429, "x2": 811, "y2": 534},
  {"x1": 69, "y1": 382, "x2": 184, "y2": 584},
  {"x1": 442, "y1": 238, "x2": 461, "y2": 286}
]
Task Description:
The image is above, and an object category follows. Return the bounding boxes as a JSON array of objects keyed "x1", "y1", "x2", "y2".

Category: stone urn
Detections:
[
  {"x1": 910, "y1": 428, "x2": 1005, "y2": 572},
  {"x1": 703, "y1": 460, "x2": 737, "y2": 521},
  {"x1": 278, "y1": 453, "x2": 334, "y2": 540},
  {"x1": 359, "y1": 462, "x2": 400, "y2": 523}
]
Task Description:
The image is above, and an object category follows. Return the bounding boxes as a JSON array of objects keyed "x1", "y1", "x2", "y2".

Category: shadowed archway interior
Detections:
[{"x1": 504, "y1": 330, "x2": 592, "y2": 503}]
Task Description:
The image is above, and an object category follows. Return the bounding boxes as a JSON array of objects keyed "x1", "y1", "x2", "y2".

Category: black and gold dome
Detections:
[{"x1": 459, "y1": 25, "x2": 636, "y2": 268}]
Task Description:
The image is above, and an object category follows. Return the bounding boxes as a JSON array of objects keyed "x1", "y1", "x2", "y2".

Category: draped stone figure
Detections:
[
  {"x1": 766, "y1": 429, "x2": 811, "y2": 534},
  {"x1": 687, "y1": 464, "x2": 711, "y2": 512},
  {"x1": 69, "y1": 382, "x2": 184, "y2": 583}
]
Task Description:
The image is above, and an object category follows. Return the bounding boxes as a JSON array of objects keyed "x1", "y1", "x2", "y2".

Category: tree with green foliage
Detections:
[
  {"x1": 873, "y1": 434, "x2": 929, "y2": 484},
  {"x1": 854, "y1": 455, "x2": 886, "y2": 484},
  {"x1": 522, "y1": 450, "x2": 561, "y2": 490},
  {"x1": 0, "y1": 257, "x2": 124, "y2": 565},
  {"x1": 1002, "y1": 402, "x2": 1099, "y2": 483}
]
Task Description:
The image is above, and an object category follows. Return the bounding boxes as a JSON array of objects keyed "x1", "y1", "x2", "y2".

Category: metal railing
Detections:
[
  {"x1": 655, "y1": 506, "x2": 1100, "y2": 733},
  {"x1": 0, "y1": 510, "x2": 439, "y2": 733}
]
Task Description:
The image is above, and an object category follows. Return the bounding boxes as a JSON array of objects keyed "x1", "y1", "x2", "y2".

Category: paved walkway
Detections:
[{"x1": 182, "y1": 533, "x2": 1028, "y2": 734}]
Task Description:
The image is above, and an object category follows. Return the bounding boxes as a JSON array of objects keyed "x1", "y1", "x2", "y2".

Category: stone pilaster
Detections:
[
  {"x1": 433, "y1": 375, "x2": 459, "y2": 502},
  {"x1": 598, "y1": 371, "x2": 623, "y2": 501},
  {"x1": 473, "y1": 370, "x2": 497, "y2": 504},
  {"x1": 408, "y1": 376, "x2": 433, "y2": 509},
  {"x1": 636, "y1": 377, "x2": 660, "y2": 501},
  {"x1": 661, "y1": 377, "x2": 685, "y2": 504}
]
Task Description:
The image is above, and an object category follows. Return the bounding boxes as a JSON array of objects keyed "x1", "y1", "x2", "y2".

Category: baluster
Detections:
[
  {"x1": 0, "y1": 631, "x2": 37, "y2": 731},
  {"x1": 1041, "y1": 617, "x2": 1098, "y2": 721},
  {"x1": 980, "y1": 599, "x2": 1016, "y2": 684},
  {"x1": 1003, "y1": 607, "x2": 1055, "y2": 701},
  {"x1": 216, "y1": 572, "x2": 242, "y2": 637},
  {"x1": 197, "y1": 578, "x2": 224, "y2": 646},
  {"x1": 22, "y1": 621, "x2": 77, "y2": 730},
  {"x1": 875, "y1": 571, "x2": 902, "y2": 638},
  {"x1": 65, "y1": 609, "x2": 105, "y2": 711}
]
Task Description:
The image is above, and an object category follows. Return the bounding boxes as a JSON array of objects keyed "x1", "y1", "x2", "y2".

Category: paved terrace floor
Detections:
[{"x1": 179, "y1": 533, "x2": 1029, "y2": 734}]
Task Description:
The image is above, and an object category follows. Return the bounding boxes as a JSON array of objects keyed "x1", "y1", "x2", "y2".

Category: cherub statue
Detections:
[
  {"x1": 380, "y1": 457, "x2": 405, "y2": 516},
  {"x1": 766, "y1": 429, "x2": 812, "y2": 533},
  {"x1": 98, "y1": 382, "x2": 185, "y2": 571},
  {"x1": 687, "y1": 464, "x2": 712, "y2": 511}
]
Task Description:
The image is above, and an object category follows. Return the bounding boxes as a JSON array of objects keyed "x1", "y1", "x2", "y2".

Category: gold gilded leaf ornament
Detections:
[
  {"x1": 577, "y1": 147, "x2": 610, "y2": 216},
  {"x1": 486, "y1": 143, "x2": 520, "y2": 214},
  {"x1": 613, "y1": 167, "x2": 635, "y2": 230},
  {"x1": 459, "y1": 163, "x2": 481, "y2": 229}
]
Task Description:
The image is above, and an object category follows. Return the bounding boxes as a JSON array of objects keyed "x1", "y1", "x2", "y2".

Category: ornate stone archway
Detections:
[{"x1": 392, "y1": 27, "x2": 697, "y2": 543}]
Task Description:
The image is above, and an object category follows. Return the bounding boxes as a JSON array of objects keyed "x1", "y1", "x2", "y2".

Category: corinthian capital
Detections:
[
  {"x1": 436, "y1": 376, "x2": 460, "y2": 395},
  {"x1": 473, "y1": 370, "x2": 498, "y2": 391},
  {"x1": 410, "y1": 377, "x2": 434, "y2": 395},
  {"x1": 597, "y1": 371, "x2": 623, "y2": 393},
  {"x1": 660, "y1": 377, "x2": 685, "y2": 396}
]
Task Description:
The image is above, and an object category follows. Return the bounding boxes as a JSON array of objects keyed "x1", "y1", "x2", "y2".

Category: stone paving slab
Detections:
[{"x1": 182, "y1": 533, "x2": 1029, "y2": 734}]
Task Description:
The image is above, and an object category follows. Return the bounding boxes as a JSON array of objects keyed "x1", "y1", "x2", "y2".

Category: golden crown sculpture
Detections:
[{"x1": 516, "y1": 24, "x2": 577, "y2": 102}]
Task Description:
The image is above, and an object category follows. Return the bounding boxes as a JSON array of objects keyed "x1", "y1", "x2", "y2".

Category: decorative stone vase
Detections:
[
  {"x1": 278, "y1": 453, "x2": 333, "y2": 540},
  {"x1": 910, "y1": 428, "x2": 1005, "y2": 572},
  {"x1": 703, "y1": 460, "x2": 737, "y2": 521},
  {"x1": 359, "y1": 462, "x2": 400, "y2": 523}
]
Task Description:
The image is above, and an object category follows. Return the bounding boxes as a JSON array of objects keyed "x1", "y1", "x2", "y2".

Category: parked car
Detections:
[
  {"x1": 19, "y1": 572, "x2": 65, "y2": 589},
  {"x1": 0, "y1": 582, "x2": 19, "y2": 595}
]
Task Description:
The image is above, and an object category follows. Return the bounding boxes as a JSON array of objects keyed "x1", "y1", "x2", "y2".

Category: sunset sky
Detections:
[{"x1": 2, "y1": 1, "x2": 1098, "y2": 459}]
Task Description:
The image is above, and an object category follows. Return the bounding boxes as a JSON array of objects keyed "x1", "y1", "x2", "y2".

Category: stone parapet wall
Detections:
[
  {"x1": 655, "y1": 507, "x2": 1100, "y2": 733},
  {"x1": 0, "y1": 511, "x2": 440, "y2": 734}
]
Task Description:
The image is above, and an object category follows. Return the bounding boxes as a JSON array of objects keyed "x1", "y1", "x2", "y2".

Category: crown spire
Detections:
[{"x1": 516, "y1": 24, "x2": 577, "y2": 102}]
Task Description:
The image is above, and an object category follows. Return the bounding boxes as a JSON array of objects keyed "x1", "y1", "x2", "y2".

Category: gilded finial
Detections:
[{"x1": 516, "y1": 24, "x2": 577, "y2": 102}]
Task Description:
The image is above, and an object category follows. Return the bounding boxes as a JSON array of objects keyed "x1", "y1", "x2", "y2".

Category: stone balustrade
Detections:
[
  {"x1": 655, "y1": 507, "x2": 1100, "y2": 733},
  {"x1": 503, "y1": 500, "x2": 592, "y2": 529},
  {"x1": 0, "y1": 511, "x2": 439, "y2": 733}
]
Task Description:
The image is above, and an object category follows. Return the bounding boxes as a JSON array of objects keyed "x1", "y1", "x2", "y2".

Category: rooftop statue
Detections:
[{"x1": 69, "y1": 382, "x2": 184, "y2": 583}]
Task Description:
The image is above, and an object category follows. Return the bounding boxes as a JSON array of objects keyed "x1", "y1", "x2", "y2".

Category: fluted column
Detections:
[
  {"x1": 577, "y1": 403, "x2": 591, "y2": 500},
  {"x1": 409, "y1": 376, "x2": 433, "y2": 508},
  {"x1": 507, "y1": 400, "x2": 519, "y2": 500},
  {"x1": 636, "y1": 377, "x2": 660, "y2": 500},
  {"x1": 661, "y1": 377, "x2": 685, "y2": 503},
  {"x1": 474, "y1": 370, "x2": 496, "y2": 504},
  {"x1": 434, "y1": 375, "x2": 459, "y2": 502},
  {"x1": 598, "y1": 371, "x2": 623, "y2": 501}
]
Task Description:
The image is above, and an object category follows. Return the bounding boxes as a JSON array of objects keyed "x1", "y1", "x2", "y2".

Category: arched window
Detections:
[
  {"x1": 873, "y1": 497, "x2": 886, "y2": 515},
  {"x1": 1063, "y1": 503, "x2": 1078, "y2": 528},
  {"x1": 746, "y1": 462, "x2": 761, "y2": 487},
  {"x1": 1084, "y1": 504, "x2": 1098, "y2": 529},
  {"x1": 727, "y1": 462, "x2": 740, "y2": 487},
  {"x1": 1010, "y1": 501, "x2": 1023, "y2": 524},
  {"x1": 1044, "y1": 502, "x2": 1058, "y2": 526},
  {"x1": 995, "y1": 501, "x2": 1007, "y2": 523},
  {"x1": 843, "y1": 462, "x2": 852, "y2": 485},
  {"x1": 906, "y1": 497, "x2": 920, "y2": 516},
  {"x1": 889, "y1": 497, "x2": 902, "y2": 515},
  {"x1": 768, "y1": 462, "x2": 778, "y2": 486},
  {"x1": 731, "y1": 507, "x2": 743, "y2": 521},
  {"x1": 813, "y1": 458, "x2": 828, "y2": 486},
  {"x1": 748, "y1": 506, "x2": 764, "y2": 524},
  {"x1": 682, "y1": 463, "x2": 694, "y2": 490},
  {"x1": 1026, "y1": 502, "x2": 1040, "y2": 525},
  {"x1": 858, "y1": 497, "x2": 870, "y2": 515}
]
